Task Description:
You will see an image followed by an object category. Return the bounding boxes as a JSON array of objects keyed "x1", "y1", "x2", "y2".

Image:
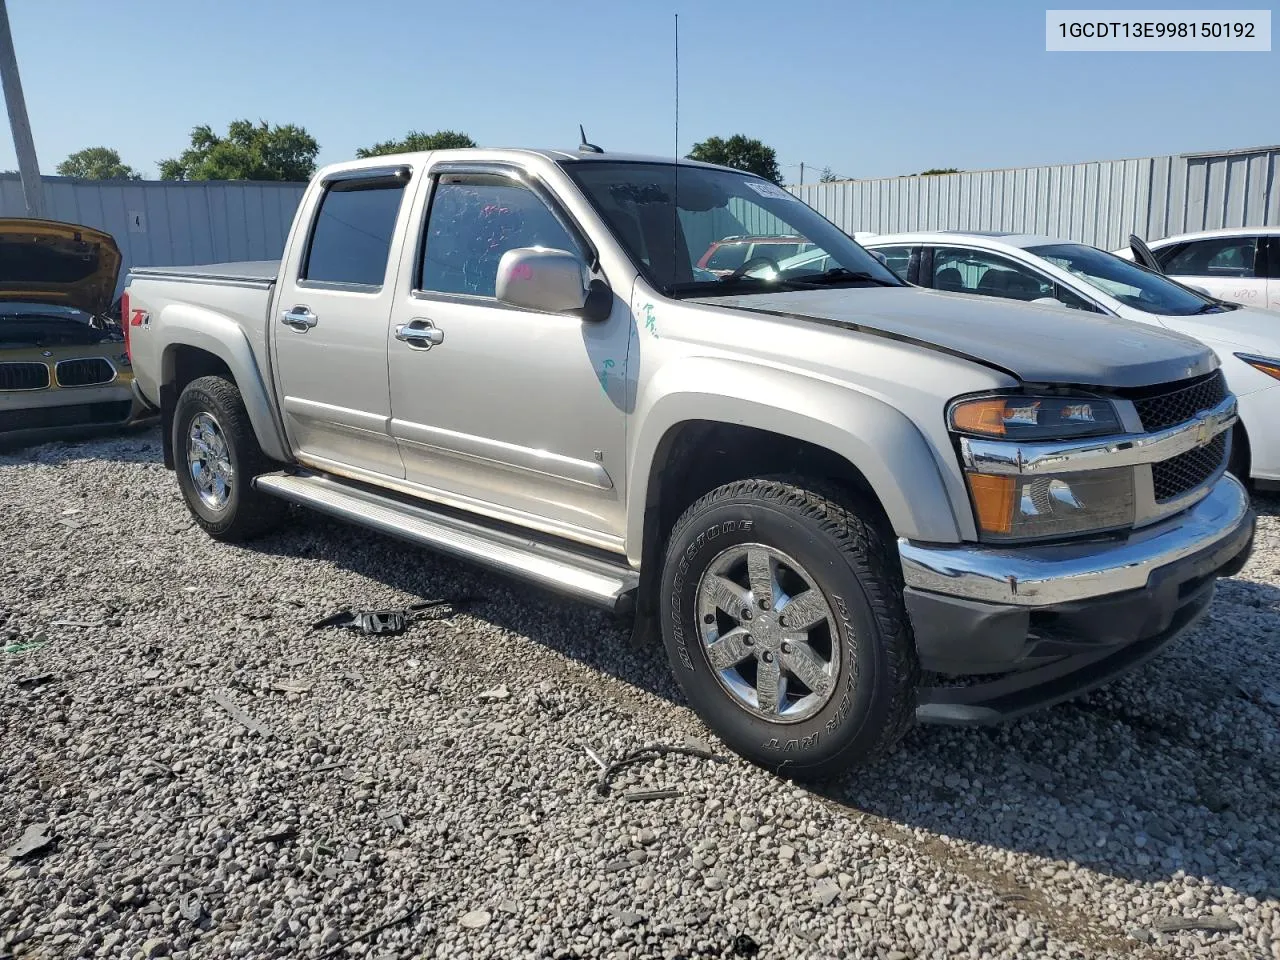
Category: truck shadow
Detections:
[{"x1": 247, "y1": 490, "x2": 1280, "y2": 897}]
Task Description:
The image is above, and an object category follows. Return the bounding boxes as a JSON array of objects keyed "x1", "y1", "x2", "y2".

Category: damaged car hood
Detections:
[
  {"x1": 695, "y1": 287, "x2": 1218, "y2": 388},
  {"x1": 0, "y1": 218, "x2": 122, "y2": 317}
]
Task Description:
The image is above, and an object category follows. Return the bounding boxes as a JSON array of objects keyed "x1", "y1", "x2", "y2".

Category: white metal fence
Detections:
[
  {"x1": 0, "y1": 175, "x2": 307, "y2": 296},
  {"x1": 789, "y1": 144, "x2": 1280, "y2": 250}
]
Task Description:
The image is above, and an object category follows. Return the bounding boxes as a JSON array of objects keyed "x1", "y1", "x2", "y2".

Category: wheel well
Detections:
[
  {"x1": 635, "y1": 421, "x2": 893, "y2": 615},
  {"x1": 159, "y1": 346, "x2": 236, "y2": 469}
]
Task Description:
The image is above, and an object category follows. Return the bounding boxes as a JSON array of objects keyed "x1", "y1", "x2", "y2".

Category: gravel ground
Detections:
[{"x1": 1, "y1": 427, "x2": 1278, "y2": 960}]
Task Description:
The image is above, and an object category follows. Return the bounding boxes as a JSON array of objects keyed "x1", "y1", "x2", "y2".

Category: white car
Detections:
[
  {"x1": 1111, "y1": 227, "x2": 1280, "y2": 312},
  {"x1": 843, "y1": 231, "x2": 1280, "y2": 490}
]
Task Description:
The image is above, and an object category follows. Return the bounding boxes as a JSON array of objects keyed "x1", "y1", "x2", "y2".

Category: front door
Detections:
[
  {"x1": 271, "y1": 168, "x2": 416, "y2": 479},
  {"x1": 385, "y1": 164, "x2": 631, "y2": 548}
]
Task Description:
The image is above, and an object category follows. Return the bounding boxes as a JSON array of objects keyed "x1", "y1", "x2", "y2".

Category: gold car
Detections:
[{"x1": 1, "y1": 218, "x2": 142, "y2": 444}]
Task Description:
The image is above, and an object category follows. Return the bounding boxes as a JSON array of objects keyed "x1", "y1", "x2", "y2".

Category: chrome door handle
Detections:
[
  {"x1": 395, "y1": 319, "x2": 444, "y2": 350},
  {"x1": 281, "y1": 306, "x2": 318, "y2": 331}
]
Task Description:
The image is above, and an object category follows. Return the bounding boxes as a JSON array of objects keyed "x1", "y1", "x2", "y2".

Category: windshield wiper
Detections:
[{"x1": 785, "y1": 267, "x2": 902, "y2": 288}]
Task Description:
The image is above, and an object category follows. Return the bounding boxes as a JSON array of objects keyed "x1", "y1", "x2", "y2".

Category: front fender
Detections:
[
  {"x1": 626, "y1": 357, "x2": 970, "y2": 565},
  {"x1": 158, "y1": 303, "x2": 290, "y2": 462}
]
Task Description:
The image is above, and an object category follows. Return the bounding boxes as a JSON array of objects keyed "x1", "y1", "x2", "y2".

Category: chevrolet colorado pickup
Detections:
[{"x1": 122, "y1": 147, "x2": 1255, "y2": 777}]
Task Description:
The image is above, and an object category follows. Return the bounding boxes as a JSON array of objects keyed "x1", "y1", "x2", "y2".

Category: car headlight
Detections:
[
  {"x1": 1235, "y1": 353, "x2": 1280, "y2": 382},
  {"x1": 965, "y1": 467, "x2": 1135, "y2": 541},
  {"x1": 948, "y1": 394, "x2": 1121, "y2": 440},
  {"x1": 949, "y1": 393, "x2": 1134, "y2": 541}
]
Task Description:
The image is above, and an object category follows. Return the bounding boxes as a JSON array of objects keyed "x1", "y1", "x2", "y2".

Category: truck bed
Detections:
[{"x1": 129, "y1": 260, "x2": 279, "y2": 285}]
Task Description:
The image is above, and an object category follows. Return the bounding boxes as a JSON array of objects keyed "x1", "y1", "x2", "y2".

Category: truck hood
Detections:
[
  {"x1": 696, "y1": 287, "x2": 1218, "y2": 389},
  {"x1": 0, "y1": 218, "x2": 122, "y2": 317}
]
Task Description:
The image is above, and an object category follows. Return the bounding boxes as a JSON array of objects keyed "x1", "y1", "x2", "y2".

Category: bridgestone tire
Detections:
[
  {"x1": 659, "y1": 478, "x2": 919, "y2": 779},
  {"x1": 173, "y1": 375, "x2": 281, "y2": 542}
]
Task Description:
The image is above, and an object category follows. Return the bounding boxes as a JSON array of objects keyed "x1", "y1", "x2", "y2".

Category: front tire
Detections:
[
  {"x1": 659, "y1": 478, "x2": 918, "y2": 779},
  {"x1": 173, "y1": 375, "x2": 280, "y2": 541}
]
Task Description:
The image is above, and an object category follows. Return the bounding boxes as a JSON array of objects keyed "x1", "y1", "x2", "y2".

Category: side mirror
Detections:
[
  {"x1": 1186, "y1": 284, "x2": 1213, "y2": 297},
  {"x1": 870, "y1": 251, "x2": 888, "y2": 266},
  {"x1": 1031, "y1": 296, "x2": 1070, "y2": 309},
  {"x1": 495, "y1": 247, "x2": 610, "y2": 321}
]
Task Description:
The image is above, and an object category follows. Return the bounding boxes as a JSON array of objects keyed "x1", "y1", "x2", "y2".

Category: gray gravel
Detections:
[{"x1": 2, "y1": 427, "x2": 1278, "y2": 960}]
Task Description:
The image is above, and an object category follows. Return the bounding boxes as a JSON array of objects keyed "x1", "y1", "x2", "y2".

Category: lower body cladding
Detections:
[{"x1": 898, "y1": 474, "x2": 1255, "y2": 725}]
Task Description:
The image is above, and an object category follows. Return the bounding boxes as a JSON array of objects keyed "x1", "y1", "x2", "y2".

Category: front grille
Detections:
[
  {"x1": 0, "y1": 399, "x2": 133, "y2": 434},
  {"x1": 1152, "y1": 432, "x2": 1227, "y2": 501},
  {"x1": 1131, "y1": 370, "x2": 1227, "y2": 432},
  {"x1": 55, "y1": 357, "x2": 116, "y2": 387},
  {"x1": 0, "y1": 362, "x2": 51, "y2": 391}
]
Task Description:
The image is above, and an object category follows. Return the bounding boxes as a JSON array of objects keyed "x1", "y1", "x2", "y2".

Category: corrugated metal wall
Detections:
[
  {"x1": 791, "y1": 145, "x2": 1280, "y2": 251},
  {"x1": 0, "y1": 175, "x2": 307, "y2": 296}
]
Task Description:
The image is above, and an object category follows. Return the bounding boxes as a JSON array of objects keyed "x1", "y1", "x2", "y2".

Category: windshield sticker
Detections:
[{"x1": 743, "y1": 181, "x2": 798, "y2": 202}]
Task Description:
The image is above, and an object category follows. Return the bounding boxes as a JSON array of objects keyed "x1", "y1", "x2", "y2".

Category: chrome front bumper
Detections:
[{"x1": 899, "y1": 472, "x2": 1253, "y2": 607}]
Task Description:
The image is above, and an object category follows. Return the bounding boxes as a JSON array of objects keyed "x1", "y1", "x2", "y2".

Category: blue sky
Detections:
[{"x1": 2, "y1": 0, "x2": 1275, "y2": 183}]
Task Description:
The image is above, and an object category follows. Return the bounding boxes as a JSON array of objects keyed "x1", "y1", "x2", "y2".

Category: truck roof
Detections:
[{"x1": 315, "y1": 147, "x2": 747, "y2": 179}]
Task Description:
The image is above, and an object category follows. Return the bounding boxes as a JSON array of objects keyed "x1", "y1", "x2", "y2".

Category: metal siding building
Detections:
[
  {"x1": 0, "y1": 175, "x2": 307, "y2": 296},
  {"x1": 790, "y1": 145, "x2": 1280, "y2": 251}
]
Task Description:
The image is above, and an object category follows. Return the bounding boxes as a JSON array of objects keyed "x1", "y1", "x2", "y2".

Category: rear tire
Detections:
[
  {"x1": 173, "y1": 375, "x2": 281, "y2": 541},
  {"x1": 659, "y1": 478, "x2": 919, "y2": 780}
]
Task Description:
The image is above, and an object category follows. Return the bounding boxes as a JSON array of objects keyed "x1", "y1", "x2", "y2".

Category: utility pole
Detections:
[
  {"x1": 799, "y1": 162, "x2": 804, "y2": 186},
  {"x1": 0, "y1": 0, "x2": 43, "y2": 217}
]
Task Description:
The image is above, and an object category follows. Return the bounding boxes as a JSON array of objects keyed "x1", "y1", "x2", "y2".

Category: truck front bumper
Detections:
[{"x1": 898, "y1": 473, "x2": 1255, "y2": 725}]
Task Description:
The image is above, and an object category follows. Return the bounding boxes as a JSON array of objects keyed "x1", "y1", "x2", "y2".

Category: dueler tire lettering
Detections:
[{"x1": 657, "y1": 478, "x2": 919, "y2": 779}]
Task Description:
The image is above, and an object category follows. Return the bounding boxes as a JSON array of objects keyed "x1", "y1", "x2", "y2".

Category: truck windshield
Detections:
[
  {"x1": 1026, "y1": 243, "x2": 1230, "y2": 317},
  {"x1": 563, "y1": 161, "x2": 903, "y2": 296}
]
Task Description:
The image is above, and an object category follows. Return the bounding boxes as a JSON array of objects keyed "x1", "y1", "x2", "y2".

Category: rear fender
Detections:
[{"x1": 158, "y1": 303, "x2": 289, "y2": 462}]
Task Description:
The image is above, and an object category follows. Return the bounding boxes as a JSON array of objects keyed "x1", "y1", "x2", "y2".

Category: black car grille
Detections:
[
  {"x1": 55, "y1": 357, "x2": 116, "y2": 387},
  {"x1": 0, "y1": 362, "x2": 51, "y2": 391},
  {"x1": 1152, "y1": 433, "x2": 1227, "y2": 502},
  {"x1": 0, "y1": 400, "x2": 133, "y2": 434},
  {"x1": 1131, "y1": 370, "x2": 1227, "y2": 432}
]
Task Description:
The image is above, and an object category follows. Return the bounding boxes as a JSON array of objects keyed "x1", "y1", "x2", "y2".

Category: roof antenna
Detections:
[{"x1": 578, "y1": 124, "x2": 603, "y2": 154}]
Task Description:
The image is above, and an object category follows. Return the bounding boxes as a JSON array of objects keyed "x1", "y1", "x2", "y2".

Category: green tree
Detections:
[
  {"x1": 159, "y1": 120, "x2": 319, "y2": 182},
  {"x1": 819, "y1": 166, "x2": 840, "y2": 183},
  {"x1": 355, "y1": 129, "x2": 476, "y2": 158},
  {"x1": 916, "y1": 167, "x2": 960, "y2": 176},
  {"x1": 56, "y1": 147, "x2": 141, "y2": 180},
  {"x1": 686, "y1": 135, "x2": 782, "y2": 184}
]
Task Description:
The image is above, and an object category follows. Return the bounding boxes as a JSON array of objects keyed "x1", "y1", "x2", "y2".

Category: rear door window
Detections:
[
  {"x1": 1159, "y1": 236, "x2": 1260, "y2": 278},
  {"x1": 302, "y1": 179, "x2": 408, "y2": 287},
  {"x1": 930, "y1": 247, "x2": 1054, "y2": 301}
]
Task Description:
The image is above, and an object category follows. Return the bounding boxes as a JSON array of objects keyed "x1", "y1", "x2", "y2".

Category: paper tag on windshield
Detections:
[{"x1": 743, "y1": 180, "x2": 798, "y2": 202}]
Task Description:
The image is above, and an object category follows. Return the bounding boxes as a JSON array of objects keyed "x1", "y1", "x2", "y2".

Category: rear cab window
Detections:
[{"x1": 302, "y1": 176, "x2": 409, "y2": 288}]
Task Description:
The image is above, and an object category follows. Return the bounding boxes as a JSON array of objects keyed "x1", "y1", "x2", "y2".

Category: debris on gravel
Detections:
[{"x1": 2, "y1": 427, "x2": 1278, "y2": 959}]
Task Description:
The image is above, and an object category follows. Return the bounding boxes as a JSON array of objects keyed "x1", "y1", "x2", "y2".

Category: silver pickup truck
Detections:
[{"x1": 122, "y1": 147, "x2": 1255, "y2": 777}]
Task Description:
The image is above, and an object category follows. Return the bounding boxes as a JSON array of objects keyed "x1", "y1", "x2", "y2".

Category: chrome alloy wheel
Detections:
[
  {"x1": 694, "y1": 543, "x2": 841, "y2": 722},
  {"x1": 187, "y1": 412, "x2": 234, "y2": 511}
]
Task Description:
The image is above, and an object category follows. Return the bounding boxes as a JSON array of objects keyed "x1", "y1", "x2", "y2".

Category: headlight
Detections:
[
  {"x1": 950, "y1": 393, "x2": 1133, "y2": 541},
  {"x1": 966, "y1": 467, "x2": 1135, "y2": 540},
  {"x1": 1235, "y1": 353, "x2": 1280, "y2": 382},
  {"x1": 949, "y1": 394, "x2": 1121, "y2": 440}
]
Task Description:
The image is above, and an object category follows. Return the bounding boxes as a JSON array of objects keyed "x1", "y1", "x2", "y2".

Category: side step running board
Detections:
[{"x1": 255, "y1": 472, "x2": 638, "y2": 614}]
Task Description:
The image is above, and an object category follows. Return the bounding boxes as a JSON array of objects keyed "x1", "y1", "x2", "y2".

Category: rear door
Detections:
[
  {"x1": 1155, "y1": 234, "x2": 1267, "y2": 307},
  {"x1": 271, "y1": 166, "x2": 416, "y2": 478}
]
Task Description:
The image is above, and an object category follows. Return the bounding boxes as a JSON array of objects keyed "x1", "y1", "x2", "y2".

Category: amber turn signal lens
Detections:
[
  {"x1": 1239, "y1": 356, "x2": 1280, "y2": 381},
  {"x1": 951, "y1": 399, "x2": 1010, "y2": 437},
  {"x1": 966, "y1": 473, "x2": 1016, "y2": 535}
]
